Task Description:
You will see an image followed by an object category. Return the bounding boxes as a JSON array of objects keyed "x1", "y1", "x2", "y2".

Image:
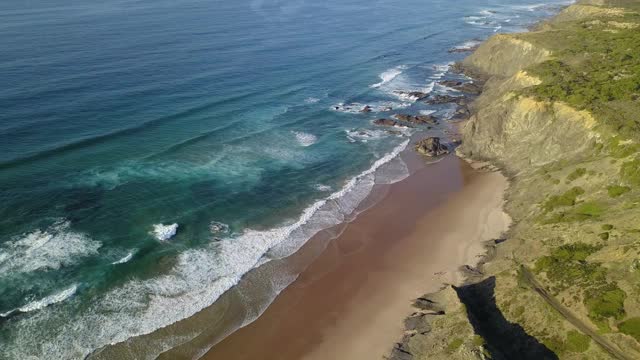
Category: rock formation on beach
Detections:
[{"x1": 415, "y1": 137, "x2": 449, "y2": 157}]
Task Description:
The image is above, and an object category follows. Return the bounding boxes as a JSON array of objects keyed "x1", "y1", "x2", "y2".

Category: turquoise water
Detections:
[{"x1": 0, "y1": 0, "x2": 570, "y2": 358}]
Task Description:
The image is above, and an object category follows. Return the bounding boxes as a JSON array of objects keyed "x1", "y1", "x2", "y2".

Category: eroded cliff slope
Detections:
[{"x1": 392, "y1": 1, "x2": 640, "y2": 359}]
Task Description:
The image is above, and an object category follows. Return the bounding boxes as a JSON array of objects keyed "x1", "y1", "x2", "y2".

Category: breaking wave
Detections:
[
  {"x1": 1, "y1": 285, "x2": 78, "y2": 318},
  {"x1": 370, "y1": 65, "x2": 407, "y2": 88},
  {"x1": 0, "y1": 221, "x2": 101, "y2": 277}
]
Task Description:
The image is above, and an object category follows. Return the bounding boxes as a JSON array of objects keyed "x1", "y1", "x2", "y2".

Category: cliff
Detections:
[{"x1": 392, "y1": 1, "x2": 640, "y2": 359}]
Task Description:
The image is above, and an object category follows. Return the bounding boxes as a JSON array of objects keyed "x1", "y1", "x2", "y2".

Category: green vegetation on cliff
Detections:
[
  {"x1": 520, "y1": 3, "x2": 640, "y2": 139},
  {"x1": 445, "y1": 1, "x2": 640, "y2": 359}
]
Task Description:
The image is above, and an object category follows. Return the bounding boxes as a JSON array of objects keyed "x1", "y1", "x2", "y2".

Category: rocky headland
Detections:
[{"x1": 389, "y1": 1, "x2": 640, "y2": 359}]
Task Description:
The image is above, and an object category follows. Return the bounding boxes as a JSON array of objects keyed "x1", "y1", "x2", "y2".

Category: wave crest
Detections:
[{"x1": 0, "y1": 221, "x2": 101, "y2": 277}]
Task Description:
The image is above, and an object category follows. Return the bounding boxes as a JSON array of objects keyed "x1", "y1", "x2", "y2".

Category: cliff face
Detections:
[
  {"x1": 456, "y1": 2, "x2": 640, "y2": 358},
  {"x1": 393, "y1": 1, "x2": 640, "y2": 359},
  {"x1": 462, "y1": 35, "x2": 550, "y2": 78},
  {"x1": 460, "y1": 95, "x2": 599, "y2": 173},
  {"x1": 459, "y1": 31, "x2": 600, "y2": 173}
]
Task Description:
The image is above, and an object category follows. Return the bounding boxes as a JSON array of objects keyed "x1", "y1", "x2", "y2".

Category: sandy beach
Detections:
[{"x1": 201, "y1": 152, "x2": 509, "y2": 360}]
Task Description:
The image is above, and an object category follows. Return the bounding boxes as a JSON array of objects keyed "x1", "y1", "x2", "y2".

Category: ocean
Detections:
[{"x1": 0, "y1": 0, "x2": 570, "y2": 358}]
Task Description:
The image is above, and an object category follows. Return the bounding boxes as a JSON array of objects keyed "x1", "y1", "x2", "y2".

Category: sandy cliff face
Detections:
[
  {"x1": 461, "y1": 97, "x2": 598, "y2": 172},
  {"x1": 462, "y1": 35, "x2": 551, "y2": 78},
  {"x1": 458, "y1": 34, "x2": 598, "y2": 173}
]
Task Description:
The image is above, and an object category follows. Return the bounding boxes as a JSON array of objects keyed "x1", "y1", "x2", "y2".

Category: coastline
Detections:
[
  {"x1": 199, "y1": 151, "x2": 509, "y2": 359},
  {"x1": 7, "y1": 0, "x2": 640, "y2": 358},
  {"x1": 87, "y1": 3, "x2": 587, "y2": 360}
]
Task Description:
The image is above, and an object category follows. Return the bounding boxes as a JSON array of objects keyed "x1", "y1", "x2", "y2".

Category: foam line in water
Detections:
[
  {"x1": 370, "y1": 65, "x2": 407, "y2": 88},
  {"x1": 1, "y1": 285, "x2": 78, "y2": 318},
  {"x1": 112, "y1": 252, "x2": 135, "y2": 265}
]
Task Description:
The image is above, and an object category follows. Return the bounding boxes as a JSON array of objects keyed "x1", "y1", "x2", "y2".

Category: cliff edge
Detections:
[{"x1": 391, "y1": 1, "x2": 640, "y2": 359}]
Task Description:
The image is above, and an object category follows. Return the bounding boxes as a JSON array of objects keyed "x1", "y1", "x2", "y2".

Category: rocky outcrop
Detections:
[
  {"x1": 373, "y1": 118, "x2": 400, "y2": 127},
  {"x1": 415, "y1": 137, "x2": 449, "y2": 157},
  {"x1": 438, "y1": 81, "x2": 483, "y2": 95},
  {"x1": 425, "y1": 94, "x2": 467, "y2": 106},
  {"x1": 394, "y1": 91, "x2": 431, "y2": 101},
  {"x1": 388, "y1": 286, "x2": 484, "y2": 360},
  {"x1": 394, "y1": 114, "x2": 438, "y2": 125}
]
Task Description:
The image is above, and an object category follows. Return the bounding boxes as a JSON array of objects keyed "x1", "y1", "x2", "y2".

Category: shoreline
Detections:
[{"x1": 199, "y1": 151, "x2": 509, "y2": 360}]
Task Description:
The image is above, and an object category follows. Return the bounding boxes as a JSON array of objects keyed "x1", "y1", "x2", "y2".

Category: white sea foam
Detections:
[
  {"x1": 21, "y1": 285, "x2": 77, "y2": 313},
  {"x1": 304, "y1": 97, "x2": 320, "y2": 104},
  {"x1": 392, "y1": 82, "x2": 435, "y2": 102},
  {"x1": 370, "y1": 65, "x2": 407, "y2": 88},
  {"x1": 292, "y1": 131, "x2": 318, "y2": 147},
  {"x1": 0, "y1": 220, "x2": 101, "y2": 277},
  {"x1": 2, "y1": 141, "x2": 411, "y2": 360},
  {"x1": 452, "y1": 39, "x2": 482, "y2": 51},
  {"x1": 345, "y1": 128, "x2": 396, "y2": 143},
  {"x1": 112, "y1": 252, "x2": 134, "y2": 265},
  {"x1": 332, "y1": 101, "x2": 410, "y2": 114},
  {"x1": 2, "y1": 285, "x2": 78, "y2": 318},
  {"x1": 152, "y1": 224, "x2": 178, "y2": 241},
  {"x1": 374, "y1": 155, "x2": 410, "y2": 185},
  {"x1": 430, "y1": 63, "x2": 453, "y2": 80},
  {"x1": 314, "y1": 184, "x2": 332, "y2": 192},
  {"x1": 420, "y1": 110, "x2": 437, "y2": 116}
]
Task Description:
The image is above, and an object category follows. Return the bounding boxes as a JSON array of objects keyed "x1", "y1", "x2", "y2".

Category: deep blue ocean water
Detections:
[{"x1": 0, "y1": 0, "x2": 571, "y2": 358}]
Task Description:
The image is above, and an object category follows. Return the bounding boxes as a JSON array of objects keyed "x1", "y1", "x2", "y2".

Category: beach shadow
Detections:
[{"x1": 454, "y1": 277, "x2": 558, "y2": 360}]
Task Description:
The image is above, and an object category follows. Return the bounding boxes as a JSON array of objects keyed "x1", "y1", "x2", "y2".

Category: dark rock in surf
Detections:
[
  {"x1": 373, "y1": 118, "x2": 399, "y2": 127},
  {"x1": 393, "y1": 114, "x2": 437, "y2": 125},
  {"x1": 425, "y1": 94, "x2": 466, "y2": 105},
  {"x1": 393, "y1": 90, "x2": 430, "y2": 101},
  {"x1": 454, "y1": 82, "x2": 483, "y2": 95},
  {"x1": 439, "y1": 80, "x2": 464, "y2": 88}
]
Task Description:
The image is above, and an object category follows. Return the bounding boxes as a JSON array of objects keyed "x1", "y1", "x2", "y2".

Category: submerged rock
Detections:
[
  {"x1": 415, "y1": 137, "x2": 449, "y2": 157},
  {"x1": 360, "y1": 105, "x2": 372, "y2": 113}
]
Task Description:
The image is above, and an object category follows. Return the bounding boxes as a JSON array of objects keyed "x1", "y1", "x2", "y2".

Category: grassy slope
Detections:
[{"x1": 404, "y1": 1, "x2": 640, "y2": 359}]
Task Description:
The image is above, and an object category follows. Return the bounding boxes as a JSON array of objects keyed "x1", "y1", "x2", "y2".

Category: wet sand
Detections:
[{"x1": 202, "y1": 154, "x2": 509, "y2": 360}]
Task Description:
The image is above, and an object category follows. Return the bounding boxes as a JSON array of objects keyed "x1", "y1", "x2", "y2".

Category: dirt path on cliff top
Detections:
[{"x1": 520, "y1": 266, "x2": 632, "y2": 360}]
